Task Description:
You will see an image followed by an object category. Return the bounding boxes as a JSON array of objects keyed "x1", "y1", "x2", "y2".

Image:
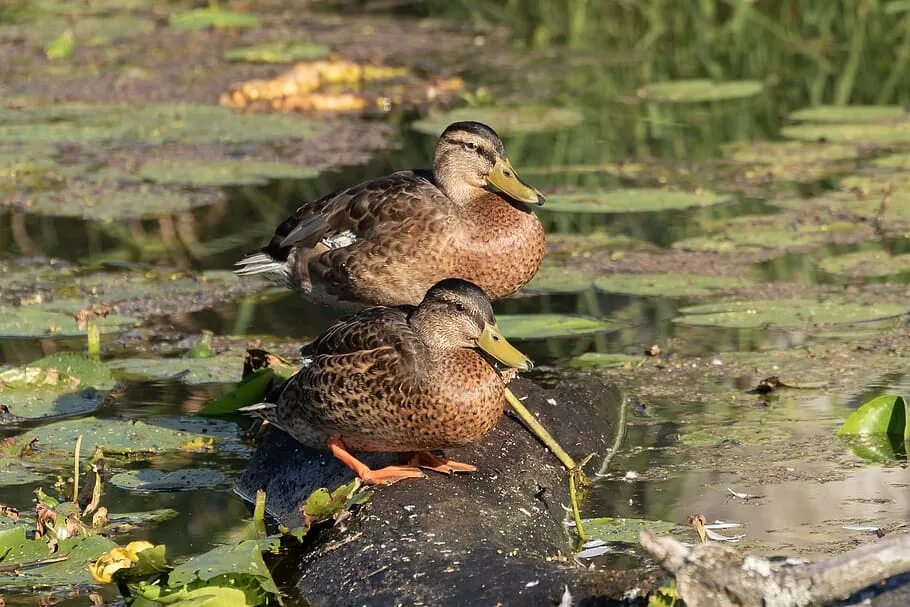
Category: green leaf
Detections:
[
  {"x1": 302, "y1": 479, "x2": 361, "y2": 521},
  {"x1": 108, "y1": 352, "x2": 245, "y2": 385},
  {"x1": 639, "y1": 79, "x2": 763, "y2": 103},
  {"x1": 138, "y1": 159, "x2": 318, "y2": 187},
  {"x1": 200, "y1": 368, "x2": 276, "y2": 416},
  {"x1": 543, "y1": 188, "x2": 729, "y2": 214},
  {"x1": 412, "y1": 106, "x2": 583, "y2": 136},
  {"x1": 838, "y1": 395, "x2": 909, "y2": 439},
  {"x1": 169, "y1": 8, "x2": 261, "y2": 30},
  {"x1": 44, "y1": 29, "x2": 74, "y2": 60},
  {"x1": 225, "y1": 41, "x2": 331, "y2": 63},
  {"x1": 593, "y1": 273, "x2": 751, "y2": 297},
  {"x1": 0, "y1": 525, "x2": 117, "y2": 589},
  {"x1": 674, "y1": 299, "x2": 908, "y2": 329},
  {"x1": 110, "y1": 469, "x2": 228, "y2": 492},
  {"x1": 789, "y1": 105, "x2": 908, "y2": 123},
  {"x1": 498, "y1": 314, "x2": 615, "y2": 339},
  {"x1": 0, "y1": 304, "x2": 135, "y2": 337}
]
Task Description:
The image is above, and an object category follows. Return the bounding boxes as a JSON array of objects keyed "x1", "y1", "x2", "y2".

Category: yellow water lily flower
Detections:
[{"x1": 89, "y1": 540, "x2": 155, "y2": 583}]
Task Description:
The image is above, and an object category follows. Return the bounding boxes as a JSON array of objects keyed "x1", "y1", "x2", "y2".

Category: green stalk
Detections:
[
  {"x1": 568, "y1": 470, "x2": 586, "y2": 542},
  {"x1": 86, "y1": 319, "x2": 100, "y2": 360},
  {"x1": 73, "y1": 434, "x2": 82, "y2": 504},
  {"x1": 253, "y1": 489, "x2": 267, "y2": 537},
  {"x1": 504, "y1": 387, "x2": 576, "y2": 470}
]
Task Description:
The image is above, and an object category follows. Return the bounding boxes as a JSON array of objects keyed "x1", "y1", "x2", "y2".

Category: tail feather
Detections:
[
  {"x1": 238, "y1": 402, "x2": 290, "y2": 433},
  {"x1": 234, "y1": 252, "x2": 293, "y2": 288}
]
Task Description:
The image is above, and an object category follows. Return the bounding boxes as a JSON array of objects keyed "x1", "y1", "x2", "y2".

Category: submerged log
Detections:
[
  {"x1": 239, "y1": 377, "x2": 660, "y2": 605},
  {"x1": 640, "y1": 529, "x2": 910, "y2": 607}
]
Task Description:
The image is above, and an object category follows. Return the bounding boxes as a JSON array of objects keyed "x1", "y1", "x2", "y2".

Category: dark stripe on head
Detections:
[{"x1": 441, "y1": 121, "x2": 505, "y2": 155}]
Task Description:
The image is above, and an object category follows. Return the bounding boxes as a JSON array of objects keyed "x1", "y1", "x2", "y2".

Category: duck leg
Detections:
[
  {"x1": 409, "y1": 451, "x2": 478, "y2": 475},
  {"x1": 327, "y1": 438, "x2": 425, "y2": 486}
]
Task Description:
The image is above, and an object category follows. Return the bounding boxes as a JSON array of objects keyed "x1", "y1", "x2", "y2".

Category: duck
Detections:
[
  {"x1": 235, "y1": 121, "x2": 546, "y2": 309},
  {"x1": 244, "y1": 278, "x2": 532, "y2": 485}
]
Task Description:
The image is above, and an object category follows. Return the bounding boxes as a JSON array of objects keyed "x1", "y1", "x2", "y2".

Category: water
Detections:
[{"x1": 2, "y1": 1, "x2": 910, "y2": 604}]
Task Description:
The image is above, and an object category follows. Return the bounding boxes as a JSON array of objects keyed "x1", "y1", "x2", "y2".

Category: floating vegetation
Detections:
[
  {"x1": 674, "y1": 299, "x2": 908, "y2": 329},
  {"x1": 0, "y1": 103, "x2": 324, "y2": 145},
  {"x1": 109, "y1": 469, "x2": 229, "y2": 492},
  {"x1": 593, "y1": 273, "x2": 751, "y2": 297},
  {"x1": 498, "y1": 314, "x2": 614, "y2": 339},
  {"x1": 0, "y1": 353, "x2": 115, "y2": 420},
  {"x1": 637, "y1": 79, "x2": 763, "y2": 103},
  {"x1": 837, "y1": 395, "x2": 909, "y2": 461},
  {"x1": 169, "y1": 7, "x2": 261, "y2": 30},
  {"x1": 225, "y1": 41, "x2": 331, "y2": 63},
  {"x1": 523, "y1": 264, "x2": 597, "y2": 293},
  {"x1": 577, "y1": 517, "x2": 679, "y2": 544},
  {"x1": 679, "y1": 423, "x2": 791, "y2": 447},
  {"x1": 782, "y1": 122, "x2": 910, "y2": 145},
  {"x1": 872, "y1": 153, "x2": 910, "y2": 169},
  {"x1": 788, "y1": 105, "x2": 908, "y2": 123},
  {"x1": 108, "y1": 352, "x2": 245, "y2": 385},
  {"x1": 566, "y1": 352, "x2": 643, "y2": 369},
  {"x1": 412, "y1": 105, "x2": 583, "y2": 136},
  {"x1": 818, "y1": 250, "x2": 910, "y2": 277},
  {"x1": 543, "y1": 188, "x2": 729, "y2": 214},
  {"x1": 0, "y1": 303, "x2": 134, "y2": 337},
  {"x1": 726, "y1": 140, "x2": 859, "y2": 165},
  {"x1": 137, "y1": 158, "x2": 319, "y2": 187}
]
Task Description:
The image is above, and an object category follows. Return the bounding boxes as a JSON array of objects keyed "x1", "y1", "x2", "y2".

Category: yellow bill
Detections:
[
  {"x1": 476, "y1": 323, "x2": 533, "y2": 371},
  {"x1": 487, "y1": 157, "x2": 545, "y2": 205}
]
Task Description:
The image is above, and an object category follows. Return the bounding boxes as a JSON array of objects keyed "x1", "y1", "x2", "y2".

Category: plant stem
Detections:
[
  {"x1": 504, "y1": 387, "x2": 576, "y2": 470},
  {"x1": 73, "y1": 434, "x2": 82, "y2": 504},
  {"x1": 568, "y1": 471, "x2": 586, "y2": 542}
]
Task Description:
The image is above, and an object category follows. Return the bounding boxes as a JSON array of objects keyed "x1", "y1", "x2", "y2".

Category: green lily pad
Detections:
[
  {"x1": 20, "y1": 417, "x2": 216, "y2": 456},
  {"x1": 0, "y1": 460, "x2": 46, "y2": 486},
  {"x1": 543, "y1": 188, "x2": 729, "y2": 214},
  {"x1": 411, "y1": 105, "x2": 583, "y2": 136},
  {"x1": 0, "y1": 353, "x2": 116, "y2": 420},
  {"x1": 0, "y1": 104, "x2": 324, "y2": 145},
  {"x1": 498, "y1": 314, "x2": 614, "y2": 339},
  {"x1": 566, "y1": 353, "x2": 644, "y2": 369},
  {"x1": 106, "y1": 509, "x2": 179, "y2": 533},
  {"x1": 726, "y1": 140, "x2": 859, "y2": 165},
  {"x1": 679, "y1": 423, "x2": 791, "y2": 447},
  {"x1": 546, "y1": 232, "x2": 650, "y2": 254},
  {"x1": 0, "y1": 303, "x2": 135, "y2": 337},
  {"x1": 72, "y1": 269, "x2": 241, "y2": 302},
  {"x1": 138, "y1": 158, "x2": 318, "y2": 187},
  {"x1": 838, "y1": 395, "x2": 909, "y2": 438},
  {"x1": 818, "y1": 250, "x2": 910, "y2": 277},
  {"x1": 200, "y1": 369, "x2": 280, "y2": 416},
  {"x1": 0, "y1": 525, "x2": 117, "y2": 589},
  {"x1": 782, "y1": 122, "x2": 910, "y2": 145},
  {"x1": 581, "y1": 517, "x2": 679, "y2": 544},
  {"x1": 108, "y1": 352, "x2": 244, "y2": 385},
  {"x1": 169, "y1": 8, "x2": 261, "y2": 30},
  {"x1": 593, "y1": 273, "x2": 751, "y2": 297},
  {"x1": 523, "y1": 265, "x2": 597, "y2": 293},
  {"x1": 789, "y1": 105, "x2": 908, "y2": 124},
  {"x1": 639, "y1": 79, "x2": 763, "y2": 103},
  {"x1": 225, "y1": 41, "x2": 331, "y2": 63},
  {"x1": 110, "y1": 469, "x2": 229, "y2": 492},
  {"x1": 674, "y1": 299, "x2": 908, "y2": 328}
]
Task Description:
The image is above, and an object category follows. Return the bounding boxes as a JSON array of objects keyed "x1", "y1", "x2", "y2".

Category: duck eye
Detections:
[
  {"x1": 454, "y1": 302, "x2": 467, "y2": 312},
  {"x1": 464, "y1": 141, "x2": 478, "y2": 152}
]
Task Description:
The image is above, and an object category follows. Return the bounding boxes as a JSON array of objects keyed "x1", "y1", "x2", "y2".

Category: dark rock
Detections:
[{"x1": 239, "y1": 377, "x2": 660, "y2": 606}]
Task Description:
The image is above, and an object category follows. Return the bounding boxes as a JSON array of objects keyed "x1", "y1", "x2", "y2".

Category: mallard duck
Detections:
[
  {"x1": 245, "y1": 279, "x2": 532, "y2": 485},
  {"x1": 235, "y1": 121, "x2": 546, "y2": 308}
]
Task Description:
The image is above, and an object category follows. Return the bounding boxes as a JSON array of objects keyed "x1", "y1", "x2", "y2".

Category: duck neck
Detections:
[
  {"x1": 433, "y1": 155, "x2": 487, "y2": 204},
  {"x1": 409, "y1": 308, "x2": 461, "y2": 362}
]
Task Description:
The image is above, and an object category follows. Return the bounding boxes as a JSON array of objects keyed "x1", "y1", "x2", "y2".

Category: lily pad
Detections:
[
  {"x1": 109, "y1": 469, "x2": 228, "y2": 492},
  {"x1": 19, "y1": 417, "x2": 216, "y2": 456},
  {"x1": 788, "y1": 105, "x2": 908, "y2": 124},
  {"x1": 0, "y1": 353, "x2": 116, "y2": 420},
  {"x1": 106, "y1": 509, "x2": 179, "y2": 533},
  {"x1": 593, "y1": 273, "x2": 751, "y2": 297},
  {"x1": 169, "y1": 8, "x2": 261, "y2": 30},
  {"x1": 818, "y1": 250, "x2": 910, "y2": 277},
  {"x1": 0, "y1": 525, "x2": 117, "y2": 589},
  {"x1": 581, "y1": 517, "x2": 679, "y2": 544},
  {"x1": 679, "y1": 423, "x2": 791, "y2": 447},
  {"x1": 108, "y1": 352, "x2": 244, "y2": 385},
  {"x1": 872, "y1": 153, "x2": 910, "y2": 169},
  {"x1": 411, "y1": 106, "x2": 583, "y2": 136},
  {"x1": 674, "y1": 299, "x2": 908, "y2": 328},
  {"x1": 498, "y1": 314, "x2": 614, "y2": 339},
  {"x1": 543, "y1": 188, "x2": 729, "y2": 214},
  {"x1": 138, "y1": 158, "x2": 318, "y2": 187},
  {"x1": 782, "y1": 122, "x2": 910, "y2": 145},
  {"x1": 160, "y1": 540, "x2": 280, "y2": 603},
  {"x1": 546, "y1": 232, "x2": 650, "y2": 254},
  {"x1": 726, "y1": 140, "x2": 859, "y2": 165},
  {"x1": 225, "y1": 41, "x2": 331, "y2": 63},
  {"x1": 0, "y1": 303, "x2": 135, "y2": 337},
  {"x1": 0, "y1": 104, "x2": 324, "y2": 145},
  {"x1": 638, "y1": 79, "x2": 763, "y2": 103},
  {"x1": 523, "y1": 265, "x2": 597, "y2": 293},
  {"x1": 566, "y1": 353, "x2": 644, "y2": 369},
  {"x1": 838, "y1": 395, "x2": 909, "y2": 439}
]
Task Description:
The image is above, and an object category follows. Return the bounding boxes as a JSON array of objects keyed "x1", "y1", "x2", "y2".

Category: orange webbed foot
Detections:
[
  {"x1": 328, "y1": 438, "x2": 425, "y2": 486},
  {"x1": 409, "y1": 451, "x2": 478, "y2": 475}
]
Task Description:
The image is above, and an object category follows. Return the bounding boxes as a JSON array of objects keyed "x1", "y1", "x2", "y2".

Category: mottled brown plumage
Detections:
[
  {"x1": 249, "y1": 279, "x2": 532, "y2": 485},
  {"x1": 235, "y1": 121, "x2": 546, "y2": 309}
]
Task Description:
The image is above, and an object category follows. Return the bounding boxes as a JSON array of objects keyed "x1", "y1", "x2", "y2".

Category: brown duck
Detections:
[
  {"x1": 245, "y1": 279, "x2": 532, "y2": 485},
  {"x1": 235, "y1": 121, "x2": 546, "y2": 308}
]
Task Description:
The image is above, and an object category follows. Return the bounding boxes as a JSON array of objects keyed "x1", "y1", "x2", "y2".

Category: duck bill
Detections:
[
  {"x1": 476, "y1": 323, "x2": 533, "y2": 371},
  {"x1": 487, "y1": 157, "x2": 545, "y2": 205}
]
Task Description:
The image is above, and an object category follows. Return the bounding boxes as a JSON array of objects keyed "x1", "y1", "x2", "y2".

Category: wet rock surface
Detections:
[{"x1": 240, "y1": 377, "x2": 661, "y2": 606}]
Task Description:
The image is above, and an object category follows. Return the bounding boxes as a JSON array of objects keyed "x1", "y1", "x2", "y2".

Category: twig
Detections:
[
  {"x1": 504, "y1": 387, "x2": 576, "y2": 470},
  {"x1": 597, "y1": 387, "x2": 627, "y2": 476}
]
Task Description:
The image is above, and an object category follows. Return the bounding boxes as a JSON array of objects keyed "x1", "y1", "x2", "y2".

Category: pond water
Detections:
[{"x1": 2, "y1": 1, "x2": 910, "y2": 605}]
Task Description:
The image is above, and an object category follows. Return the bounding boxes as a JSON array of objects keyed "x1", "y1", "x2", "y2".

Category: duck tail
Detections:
[
  {"x1": 233, "y1": 250, "x2": 294, "y2": 289},
  {"x1": 238, "y1": 402, "x2": 290, "y2": 433}
]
